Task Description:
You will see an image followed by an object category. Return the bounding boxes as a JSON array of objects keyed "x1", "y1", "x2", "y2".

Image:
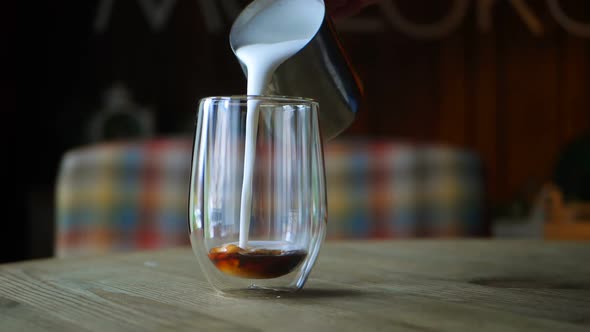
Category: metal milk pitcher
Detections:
[{"x1": 230, "y1": 0, "x2": 363, "y2": 141}]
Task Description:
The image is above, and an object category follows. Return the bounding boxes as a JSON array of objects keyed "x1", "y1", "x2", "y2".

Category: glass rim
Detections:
[{"x1": 200, "y1": 95, "x2": 318, "y2": 106}]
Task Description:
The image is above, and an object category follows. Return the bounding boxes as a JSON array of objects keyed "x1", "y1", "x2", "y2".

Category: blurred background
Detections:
[{"x1": 8, "y1": 0, "x2": 590, "y2": 262}]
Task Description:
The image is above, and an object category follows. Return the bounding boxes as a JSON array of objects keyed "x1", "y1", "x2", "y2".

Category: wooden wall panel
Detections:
[
  {"x1": 560, "y1": 35, "x2": 590, "y2": 144},
  {"x1": 497, "y1": 3, "x2": 562, "y2": 201},
  {"x1": 337, "y1": 1, "x2": 590, "y2": 205},
  {"x1": 468, "y1": 32, "x2": 498, "y2": 202},
  {"x1": 438, "y1": 32, "x2": 468, "y2": 147},
  {"x1": 380, "y1": 41, "x2": 441, "y2": 140}
]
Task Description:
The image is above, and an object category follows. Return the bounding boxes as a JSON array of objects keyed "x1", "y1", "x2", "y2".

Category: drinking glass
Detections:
[{"x1": 189, "y1": 96, "x2": 327, "y2": 293}]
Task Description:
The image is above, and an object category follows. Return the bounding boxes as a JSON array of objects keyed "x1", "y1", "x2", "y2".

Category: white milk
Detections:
[{"x1": 233, "y1": 0, "x2": 325, "y2": 248}]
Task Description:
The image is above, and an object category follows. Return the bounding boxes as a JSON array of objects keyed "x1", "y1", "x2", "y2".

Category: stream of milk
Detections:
[{"x1": 232, "y1": 0, "x2": 325, "y2": 248}]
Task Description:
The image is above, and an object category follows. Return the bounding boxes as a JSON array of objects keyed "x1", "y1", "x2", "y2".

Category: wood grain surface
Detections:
[{"x1": 1, "y1": 240, "x2": 589, "y2": 331}]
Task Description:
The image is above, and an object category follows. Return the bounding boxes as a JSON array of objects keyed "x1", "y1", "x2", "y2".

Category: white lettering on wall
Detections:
[
  {"x1": 340, "y1": 0, "x2": 589, "y2": 39},
  {"x1": 379, "y1": 0, "x2": 468, "y2": 39},
  {"x1": 94, "y1": 0, "x2": 178, "y2": 33},
  {"x1": 547, "y1": 0, "x2": 590, "y2": 37},
  {"x1": 507, "y1": 0, "x2": 544, "y2": 36},
  {"x1": 94, "y1": 0, "x2": 114, "y2": 33},
  {"x1": 93, "y1": 0, "x2": 590, "y2": 38}
]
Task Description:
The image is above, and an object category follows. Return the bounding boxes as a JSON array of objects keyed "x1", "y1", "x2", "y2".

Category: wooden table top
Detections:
[{"x1": 1, "y1": 240, "x2": 589, "y2": 331}]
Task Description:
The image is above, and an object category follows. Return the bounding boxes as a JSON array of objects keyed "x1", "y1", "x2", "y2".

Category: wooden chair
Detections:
[{"x1": 539, "y1": 184, "x2": 590, "y2": 240}]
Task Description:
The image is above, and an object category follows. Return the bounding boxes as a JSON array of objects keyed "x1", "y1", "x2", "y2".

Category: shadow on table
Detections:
[{"x1": 218, "y1": 288, "x2": 368, "y2": 300}]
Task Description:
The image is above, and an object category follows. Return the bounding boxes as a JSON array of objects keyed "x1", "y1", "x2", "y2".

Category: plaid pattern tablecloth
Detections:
[{"x1": 56, "y1": 137, "x2": 485, "y2": 257}]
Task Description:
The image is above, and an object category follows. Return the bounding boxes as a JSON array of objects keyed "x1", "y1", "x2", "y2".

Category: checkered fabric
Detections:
[
  {"x1": 325, "y1": 140, "x2": 484, "y2": 239},
  {"x1": 55, "y1": 137, "x2": 485, "y2": 257},
  {"x1": 55, "y1": 138, "x2": 192, "y2": 257}
]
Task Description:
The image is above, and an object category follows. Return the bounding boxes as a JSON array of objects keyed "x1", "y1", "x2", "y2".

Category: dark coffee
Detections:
[{"x1": 208, "y1": 244, "x2": 307, "y2": 279}]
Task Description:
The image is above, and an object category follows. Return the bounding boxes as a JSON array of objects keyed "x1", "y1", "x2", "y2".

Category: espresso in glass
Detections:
[{"x1": 208, "y1": 243, "x2": 307, "y2": 279}]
